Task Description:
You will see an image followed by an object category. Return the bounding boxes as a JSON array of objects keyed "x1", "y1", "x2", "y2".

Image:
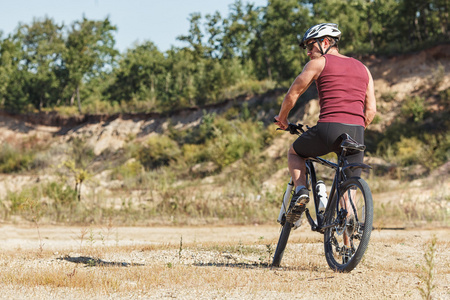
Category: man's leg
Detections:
[
  {"x1": 285, "y1": 144, "x2": 310, "y2": 223},
  {"x1": 288, "y1": 144, "x2": 307, "y2": 188}
]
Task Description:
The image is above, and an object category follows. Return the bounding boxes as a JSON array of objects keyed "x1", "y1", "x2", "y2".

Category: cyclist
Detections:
[{"x1": 274, "y1": 23, "x2": 377, "y2": 224}]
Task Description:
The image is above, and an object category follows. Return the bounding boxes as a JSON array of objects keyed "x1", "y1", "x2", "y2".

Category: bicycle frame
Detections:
[
  {"x1": 277, "y1": 149, "x2": 371, "y2": 233},
  {"x1": 303, "y1": 151, "x2": 371, "y2": 233}
]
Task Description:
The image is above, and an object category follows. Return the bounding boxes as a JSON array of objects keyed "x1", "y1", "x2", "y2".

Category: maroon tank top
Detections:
[{"x1": 316, "y1": 54, "x2": 368, "y2": 127}]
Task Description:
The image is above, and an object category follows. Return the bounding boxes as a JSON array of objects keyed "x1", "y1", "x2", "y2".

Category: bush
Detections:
[
  {"x1": 110, "y1": 159, "x2": 148, "y2": 189},
  {"x1": 421, "y1": 132, "x2": 450, "y2": 169},
  {"x1": 402, "y1": 95, "x2": 426, "y2": 122},
  {"x1": 43, "y1": 181, "x2": 78, "y2": 222},
  {"x1": 182, "y1": 144, "x2": 207, "y2": 165},
  {"x1": 111, "y1": 159, "x2": 144, "y2": 180},
  {"x1": 394, "y1": 136, "x2": 423, "y2": 166},
  {"x1": 7, "y1": 190, "x2": 32, "y2": 215},
  {"x1": 380, "y1": 91, "x2": 397, "y2": 103},
  {"x1": 0, "y1": 143, "x2": 34, "y2": 173},
  {"x1": 439, "y1": 87, "x2": 449, "y2": 109},
  {"x1": 44, "y1": 181, "x2": 77, "y2": 206},
  {"x1": 389, "y1": 132, "x2": 449, "y2": 170},
  {"x1": 136, "y1": 135, "x2": 181, "y2": 169},
  {"x1": 202, "y1": 119, "x2": 271, "y2": 170}
]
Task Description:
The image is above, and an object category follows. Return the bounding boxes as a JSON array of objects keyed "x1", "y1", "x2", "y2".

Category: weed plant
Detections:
[{"x1": 416, "y1": 236, "x2": 437, "y2": 300}]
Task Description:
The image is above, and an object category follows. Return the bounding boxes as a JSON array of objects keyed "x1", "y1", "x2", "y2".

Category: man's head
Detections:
[{"x1": 300, "y1": 23, "x2": 341, "y2": 56}]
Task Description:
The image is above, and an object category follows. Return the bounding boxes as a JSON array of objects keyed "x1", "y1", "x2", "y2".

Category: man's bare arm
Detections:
[
  {"x1": 275, "y1": 58, "x2": 325, "y2": 129},
  {"x1": 364, "y1": 67, "x2": 377, "y2": 128}
]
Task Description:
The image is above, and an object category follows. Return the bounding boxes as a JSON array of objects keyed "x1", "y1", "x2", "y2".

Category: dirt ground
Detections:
[{"x1": 0, "y1": 224, "x2": 448, "y2": 299}]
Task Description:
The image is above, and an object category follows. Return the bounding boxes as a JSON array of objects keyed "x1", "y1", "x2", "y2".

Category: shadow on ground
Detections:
[
  {"x1": 193, "y1": 261, "x2": 330, "y2": 273},
  {"x1": 58, "y1": 255, "x2": 144, "y2": 267}
]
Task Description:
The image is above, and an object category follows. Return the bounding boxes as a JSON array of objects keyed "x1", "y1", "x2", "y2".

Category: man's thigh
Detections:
[{"x1": 292, "y1": 125, "x2": 329, "y2": 158}]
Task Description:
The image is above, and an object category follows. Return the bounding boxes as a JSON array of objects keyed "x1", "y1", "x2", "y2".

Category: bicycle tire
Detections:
[
  {"x1": 324, "y1": 177, "x2": 373, "y2": 272},
  {"x1": 272, "y1": 221, "x2": 292, "y2": 267}
]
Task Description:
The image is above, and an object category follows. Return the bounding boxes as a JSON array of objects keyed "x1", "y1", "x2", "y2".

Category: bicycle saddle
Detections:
[{"x1": 337, "y1": 133, "x2": 366, "y2": 153}]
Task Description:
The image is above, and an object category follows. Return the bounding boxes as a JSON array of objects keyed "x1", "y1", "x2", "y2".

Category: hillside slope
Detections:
[
  {"x1": 2, "y1": 45, "x2": 448, "y2": 151},
  {"x1": 0, "y1": 45, "x2": 448, "y2": 226}
]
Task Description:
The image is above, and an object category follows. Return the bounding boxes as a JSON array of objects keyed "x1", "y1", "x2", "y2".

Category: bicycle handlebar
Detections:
[{"x1": 273, "y1": 119, "x2": 306, "y2": 135}]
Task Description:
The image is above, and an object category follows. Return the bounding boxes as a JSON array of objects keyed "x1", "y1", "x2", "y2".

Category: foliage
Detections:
[
  {"x1": 169, "y1": 112, "x2": 274, "y2": 171},
  {"x1": 64, "y1": 17, "x2": 118, "y2": 114},
  {"x1": 402, "y1": 95, "x2": 426, "y2": 122},
  {"x1": 0, "y1": 143, "x2": 35, "y2": 173},
  {"x1": 0, "y1": 1, "x2": 448, "y2": 113},
  {"x1": 202, "y1": 118, "x2": 270, "y2": 170},
  {"x1": 0, "y1": 17, "x2": 117, "y2": 113},
  {"x1": 111, "y1": 160, "x2": 144, "y2": 180},
  {"x1": 43, "y1": 181, "x2": 78, "y2": 222},
  {"x1": 59, "y1": 160, "x2": 92, "y2": 201},
  {"x1": 135, "y1": 135, "x2": 181, "y2": 170},
  {"x1": 374, "y1": 114, "x2": 449, "y2": 169}
]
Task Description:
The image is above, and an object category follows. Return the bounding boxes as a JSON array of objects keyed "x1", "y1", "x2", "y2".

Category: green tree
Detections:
[
  {"x1": 0, "y1": 33, "x2": 29, "y2": 112},
  {"x1": 64, "y1": 17, "x2": 118, "y2": 113},
  {"x1": 177, "y1": 13, "x2": 206, "y2": 62},
  {"x1": 108, "y1": 41, "x2": 166, "y2": 109},
  {"x1": 310, "y1": 0, "x2": 370, "y2": 52},
  {"x1": 164, "y1": 47, "x2": 198, "y2": 107},
  {"x1": 260, "y1": 0, "x2": 311, "y2": 81},
  {"x1": 205, "y1": 11, "x2": 224, "y2": 58},
  {"x1": 365, "y1": 0, "x2": 399, "y2": 52},
  {"x1": 394, "y1": 0, "x2": 449, "y2": 47},
  {"x1": 221, "y1": 1, "x2": 270, "y2": 79},
  {"x1": 221, "y1": 0, "x2": 254, "y2": 59},
  {"x1": 16, "y1": 18, "x2": 66, "y2": 111}
]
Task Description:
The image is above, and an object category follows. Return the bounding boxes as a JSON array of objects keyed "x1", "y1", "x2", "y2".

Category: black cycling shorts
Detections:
[{"x1": 292, "y1": 122, "x2": 365, "y2": 177}]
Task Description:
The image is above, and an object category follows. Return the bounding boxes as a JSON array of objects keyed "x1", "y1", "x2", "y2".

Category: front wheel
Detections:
[
  {"x1": 272, "y1": 221, "x2": 293, "y2": 267},
  {"x1": 324, "y1": 177, "x2": 373, "y2": 272}
]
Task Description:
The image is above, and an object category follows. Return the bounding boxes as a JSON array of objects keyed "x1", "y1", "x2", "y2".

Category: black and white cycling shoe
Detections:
[{"x1": 286, "y1": 188, "x2": 310, "y2": 224}]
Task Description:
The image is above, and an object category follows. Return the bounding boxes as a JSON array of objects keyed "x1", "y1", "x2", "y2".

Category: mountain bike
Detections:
[{"x1": 272, "y1": 123, "x2": 373, "y2": 272}]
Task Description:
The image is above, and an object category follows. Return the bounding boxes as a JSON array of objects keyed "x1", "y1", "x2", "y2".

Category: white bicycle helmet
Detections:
[{"x1": 299, "y1": 23, "x2": 341, "y2": 50}]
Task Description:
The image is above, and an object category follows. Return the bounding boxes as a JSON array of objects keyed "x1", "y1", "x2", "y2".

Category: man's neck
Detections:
[{"x1": 324, "y1": 47, "x2": 339, "y2": 55}]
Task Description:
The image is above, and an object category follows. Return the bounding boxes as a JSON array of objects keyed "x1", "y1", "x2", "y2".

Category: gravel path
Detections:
[{"x1": 0, "y1": 224, "x2": 449, "y2": 299}]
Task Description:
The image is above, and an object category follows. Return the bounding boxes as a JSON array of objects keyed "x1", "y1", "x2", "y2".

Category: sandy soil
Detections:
[{"x1": 0, "y1": 224, "x2": 448, "y2": 299}]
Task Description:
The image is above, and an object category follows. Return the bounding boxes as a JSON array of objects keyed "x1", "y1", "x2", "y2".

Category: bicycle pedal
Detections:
[{"x1": 293, "y1": 218, "x2": 302, "y2": 230}]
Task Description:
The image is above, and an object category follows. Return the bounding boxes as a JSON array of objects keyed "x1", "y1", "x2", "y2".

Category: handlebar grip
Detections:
[{"x1": 273, "y1": 119, "x2": 305, "y2": 135}]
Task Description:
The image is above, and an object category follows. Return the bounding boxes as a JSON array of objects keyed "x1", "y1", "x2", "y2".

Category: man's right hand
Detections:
[{"x1": 274, "y1": 115, "x2": 288, "y2": 130}]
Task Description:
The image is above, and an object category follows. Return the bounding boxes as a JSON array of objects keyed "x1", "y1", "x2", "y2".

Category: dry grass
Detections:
[{"x1": 1, "y1": 228, "x2": 449, "y2": 299}]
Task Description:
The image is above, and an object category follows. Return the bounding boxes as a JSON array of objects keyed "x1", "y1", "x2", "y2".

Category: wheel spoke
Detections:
[{"x1": 324, "y1": 178, "x2": 373, "y2": 272}]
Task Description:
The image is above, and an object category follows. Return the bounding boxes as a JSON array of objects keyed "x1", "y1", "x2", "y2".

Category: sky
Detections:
[{"x1": 0, "y1": 0, "x2": 268, "y2": 53}]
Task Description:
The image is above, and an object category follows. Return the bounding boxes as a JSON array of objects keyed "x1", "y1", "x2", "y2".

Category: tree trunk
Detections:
[
  {"x1": 438, "y1": 4, "x2": 448, "y2": 36},
  {"x1": 76, "y1": 85, "x2": 82, "y2": 114},
  {"x1": 420, "y1": 6, "x2": 429, "y2": 38},
  {"x1": 414, "y1": 17, "x2": 423, "y2": 43},
  {"x1": 70, "y1": 90, "x2": 76, "y2": 106},
  {"x1": 367, "y1": 1, "x2": 374, "y2": 51},
  {"x1": 78, "y1": 181, "x2": 82, "y2": 202}
]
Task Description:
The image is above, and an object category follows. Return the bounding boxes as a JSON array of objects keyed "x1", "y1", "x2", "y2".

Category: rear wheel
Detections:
[
  {"x1": 272, "y1": 220, "x2": 293, "y2": 267},
  {"x1": 324, "y1": 177, "x2": 373, "y2": 272}
]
